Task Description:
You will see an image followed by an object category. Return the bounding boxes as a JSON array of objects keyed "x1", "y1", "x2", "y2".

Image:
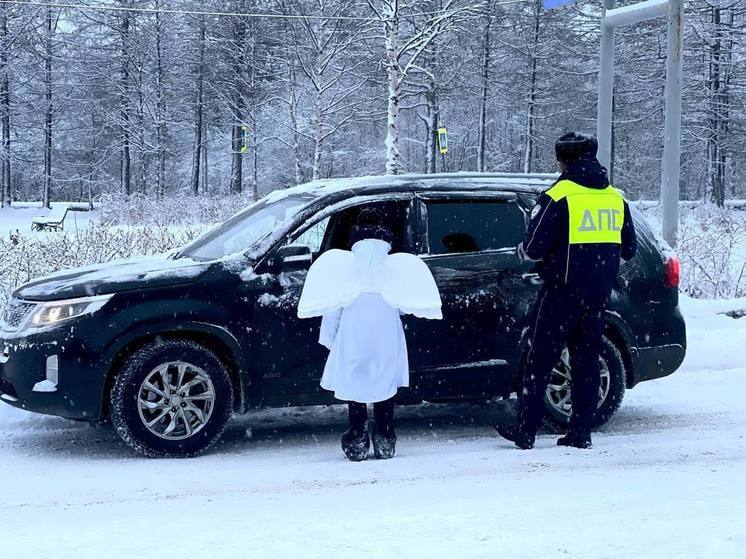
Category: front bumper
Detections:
[{"x1": 0, "y1": 324, "x2": 106, "y2": 421}]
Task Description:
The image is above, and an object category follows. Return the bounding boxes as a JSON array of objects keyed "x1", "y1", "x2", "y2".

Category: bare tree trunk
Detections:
[
  {"x1": 722, "y1": 9, "x2": 734, "y2": 197},
  {"x1": 384, "y1": 1, "x2": 401, "y2": 175},
  {"x1": 250, "y1": 110, "x2": 258, "y2": 200},
  {"x1": 229, "y1": 6, "x2": 247, "y2": 195},
  {"x1": 309, "y1": 15, "x2": 329, "y2": 182},
  {"x1": 136, "y1": 71, "x2": 147, "y2": 195},
  {"x1": 707, "y1": 5, "x2": 733, "y2": 208},
  {"x1": 425, "y1": 84, "x2": 437, "y2": 174},
  {"x1": 312, "y1": 88, "x2": 325, "y2": 181},
  {"x1": 523, "y1": 0, "x2": 540, "y2": 174},
  {"x1": 202, "y1": 120, "x2": 208, "y2": 194},
  {"x1": 230, "y1": 122, "x2": 243, "y2": 194},
  {"x1": 1, "y1": 6, "x2": 11, "y2": 207},
  {"x1": 477, "y1": 13, "x2": 491, "y2": 173},
  {"x1": 120, "y1": 1, "x2": 132, "y2": 196},
  {"x1": 248, "y1": 26, "x2": 258, "y2": 199},
  {"x1": 154, "y1": 0, "x2": 166, "y2": 199},
  {"x1": 190, "y1": 13, "x2": 205, "y2": 196},
  {"x1": 288, "y1": 63, "x2": 302, "y2": 185},
  {"x1": 42, "y1": 7, "x2": 53, "y2": 208}
]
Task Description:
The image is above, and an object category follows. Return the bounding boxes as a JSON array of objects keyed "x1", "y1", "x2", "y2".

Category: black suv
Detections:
[{"x1": 0, "y1": 173, "x2": 686, "y2": 457}]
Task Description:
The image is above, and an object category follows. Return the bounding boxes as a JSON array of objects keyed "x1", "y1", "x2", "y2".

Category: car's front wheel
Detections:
[
  {"x1": 542, "y1": 336, "x2": 626, "y2": 433},
  {"x1": 110, "y1": 339, "x2": 233, "y2": 458}
]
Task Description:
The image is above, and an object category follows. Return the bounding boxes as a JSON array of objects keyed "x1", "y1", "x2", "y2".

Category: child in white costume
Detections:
[{"x1": 298, "y1": 208, "x2": 442, "y2": 461}]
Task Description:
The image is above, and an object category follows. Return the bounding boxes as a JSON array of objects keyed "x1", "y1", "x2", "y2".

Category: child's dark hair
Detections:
[{"x1": 350, "y1": 207, "x2": 395, "y2": 247}]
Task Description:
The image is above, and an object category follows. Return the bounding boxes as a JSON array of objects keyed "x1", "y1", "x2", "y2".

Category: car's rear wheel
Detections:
[
  {"x1": 542, "y1": 336, "x2": 626, "y2": 433},
  {"x1": 110, "y1": 339, "x2": 233, "y2": 458}
]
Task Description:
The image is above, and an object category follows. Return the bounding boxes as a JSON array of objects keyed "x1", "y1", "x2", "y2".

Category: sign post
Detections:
[{"x1": 596, "y1": 0, "x2": 684, "y2": 247}]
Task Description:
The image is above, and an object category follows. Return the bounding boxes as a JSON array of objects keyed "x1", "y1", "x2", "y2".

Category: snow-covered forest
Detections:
[
  {"x1": 2, "y1": 3, "x2": 746, "y2": 557},
  {"x1": 0, "y1": 0, "x2": 744, "y2": 207}
]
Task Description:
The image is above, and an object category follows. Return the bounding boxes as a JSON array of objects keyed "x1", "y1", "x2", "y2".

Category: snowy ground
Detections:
[
  {"x1": 0, "y1": 202, "x2": 99, "y2": 237},
  {"x1": 1, "y1": 296, "x2": 745, "y2": 558}
]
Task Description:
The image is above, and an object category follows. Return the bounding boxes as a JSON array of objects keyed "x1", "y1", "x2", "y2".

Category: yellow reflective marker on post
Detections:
[
  {"x1": 437, "y1": 127, "x2": 448, "y2": 154},
  {"x1": 239, "y1": 125, "x2": 250, "y2": 153}
]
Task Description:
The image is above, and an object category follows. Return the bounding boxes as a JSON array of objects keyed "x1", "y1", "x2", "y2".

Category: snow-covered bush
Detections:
[
  {"x1": 676, "y1": 207, "x2": 746, "y2": 299},
  {"x1": 640, "y1": 205, "x2": 746, "y2": 299},
  {"x1": 0, "y1": 223, "x2": 208, "y2": 309},
  {"x1": 98, "y1": 192, "x2": 250, "y2": 227}
]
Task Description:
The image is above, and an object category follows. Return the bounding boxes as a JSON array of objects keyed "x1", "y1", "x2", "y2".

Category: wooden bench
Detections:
[{"x1": 31, "y1": 205, "x2": 70, "y2": 232}]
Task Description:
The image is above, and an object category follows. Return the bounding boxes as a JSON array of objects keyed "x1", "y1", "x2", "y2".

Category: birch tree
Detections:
[
  {"x1": 704, "y1": 1, "x2": 737, "y2": 207},
  {"x1": 118, "y1": 0, "x2": 133, "y2": 195},
  {"x1": 0, "y1": 4, "x2": 13, "y2": 206},
  {"x1": 42, "y1": 6, "x2": 57, "y2": 208},
  {"x1": 284, "y1": 0, "x2": 368, "y2": 181},
  {"x1": 153, "y1": 0, "x2": 167, "y2": 199},
  {"x1": 368, "y1": 0, "x2": 478, "y2": 175},
  {"x1": 190, "y1": 13, "x2": 207, "y2": 195},
  {"x1": 523, "y1": 0, "x2": 542, "y2": 174}
]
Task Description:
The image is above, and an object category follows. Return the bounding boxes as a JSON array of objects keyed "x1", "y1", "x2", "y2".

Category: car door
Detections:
[
  {"x1": 404, "y1": 193, "x2": 540, "y2": 400},
  {"x1": 250, "y1": 194, "x2": 416, "y2": 406}
]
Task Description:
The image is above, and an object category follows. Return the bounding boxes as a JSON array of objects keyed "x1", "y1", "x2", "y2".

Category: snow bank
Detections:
[
  {"x1": 677, "y1": 295, "x2": 746, "y2": 375},
  {"x1": 0, "y1": 401, "x2": 47, "y2": 427}
]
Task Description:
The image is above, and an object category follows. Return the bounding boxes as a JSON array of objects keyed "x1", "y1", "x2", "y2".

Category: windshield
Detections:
[{"x1": 179, "y1": 194, "x2": 314, "y2": 261}]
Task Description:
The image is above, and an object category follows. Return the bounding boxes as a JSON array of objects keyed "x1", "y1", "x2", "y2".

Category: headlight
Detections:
[{"x1": 26, "y1": 294, "x2": 113, "y2": 328}]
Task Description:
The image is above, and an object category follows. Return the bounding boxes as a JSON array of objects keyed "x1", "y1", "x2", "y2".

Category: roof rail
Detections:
[{"x1": 396, "y1": 171, "x2": 559, "y2": 181}]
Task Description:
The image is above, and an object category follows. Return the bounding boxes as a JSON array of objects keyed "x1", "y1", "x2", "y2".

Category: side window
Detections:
[
  {"x1": 425, "y1": 200, "x2": 525, "y2": 255},
  {"x1": 288, "y1": 217, "x2": 330, "y2": 253},
  {"x1": 324, "y1": 201, "x2": 413, "y2": 252}
]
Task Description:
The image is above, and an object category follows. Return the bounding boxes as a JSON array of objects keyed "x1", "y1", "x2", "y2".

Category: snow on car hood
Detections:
[{"x1": 14, "y1": 256, "x2": 210, "y2": 301}]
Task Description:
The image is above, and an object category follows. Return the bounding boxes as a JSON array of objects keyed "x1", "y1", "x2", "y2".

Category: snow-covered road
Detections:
[{"x1": 2, "y1": 297, "x2": 745, "y2": 558}]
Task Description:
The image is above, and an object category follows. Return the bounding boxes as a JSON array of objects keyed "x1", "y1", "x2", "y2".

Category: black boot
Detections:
[
  {"x1": 372, "y1": 424, "x2": 396, "y2": 460},
  {"x1": 557, "y1": 431, "x2": 592, "y2": 449},
  {"x1": 495, "y1": 423, "x2": 535, "y2": 450},
  {"x1": 341, "y1": 429, "x2": 370, "y2": 461}
]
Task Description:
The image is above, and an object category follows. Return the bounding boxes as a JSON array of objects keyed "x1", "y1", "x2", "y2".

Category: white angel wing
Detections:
[
  {"x1": 297, "y1": 249, "x2": 361, "y2": 318},
  {"x1": 380, "y1": 253, "x2": 443, "y2": 319}
]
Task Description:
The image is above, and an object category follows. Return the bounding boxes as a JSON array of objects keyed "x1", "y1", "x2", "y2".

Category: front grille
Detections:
[{"x1": 1, "y1": 299, "x2": 37, "y2": 330}]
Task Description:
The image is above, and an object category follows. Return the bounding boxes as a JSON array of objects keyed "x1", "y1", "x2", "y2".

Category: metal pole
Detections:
[
  {"x1": 660, "y1": 0, "x2": 683, "y2": 247},
  {"x1": 596, "y1": 0, "x2": 616, "y2": 177}
]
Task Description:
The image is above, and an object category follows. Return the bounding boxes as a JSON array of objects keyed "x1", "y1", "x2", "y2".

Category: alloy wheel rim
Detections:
[
  {"x1": 545, "y1": 348, "x2": 611, "y2": 418},
  {"x1": 137, "y1": 361, "x2": 216, "y2": 441}
]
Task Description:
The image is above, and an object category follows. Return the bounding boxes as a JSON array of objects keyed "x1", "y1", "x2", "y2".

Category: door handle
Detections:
[{"x1": 521, "y1": 273, "x2": 543, "y2": 285}]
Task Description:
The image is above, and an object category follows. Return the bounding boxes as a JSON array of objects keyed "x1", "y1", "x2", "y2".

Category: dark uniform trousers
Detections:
[{"x1": 517, "y1": 284, "x2": 606, "y2": 437}]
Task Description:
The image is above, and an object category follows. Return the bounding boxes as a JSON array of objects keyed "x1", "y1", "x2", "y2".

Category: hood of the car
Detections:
[{"x1": 14, "y1": 256, "x2": 211, "y2": 301}]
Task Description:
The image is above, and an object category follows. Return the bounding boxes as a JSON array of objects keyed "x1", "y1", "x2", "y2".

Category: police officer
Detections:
[{"x1": 496, "y1": 132, "x2": 637, "y2": 449}]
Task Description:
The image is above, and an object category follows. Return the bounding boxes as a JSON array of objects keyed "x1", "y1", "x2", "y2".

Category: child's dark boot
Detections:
[
  {"x1": 372, "y1": 423, "x2": 396, "y2": 459},
  {"x1": 341, "y1": 429, "x2": 370, "y2": 461}
]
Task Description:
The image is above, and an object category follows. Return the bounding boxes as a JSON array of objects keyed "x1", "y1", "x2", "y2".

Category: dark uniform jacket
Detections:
[{"x1": 521, "y1": 157, "x2": 637, "y2": 302}]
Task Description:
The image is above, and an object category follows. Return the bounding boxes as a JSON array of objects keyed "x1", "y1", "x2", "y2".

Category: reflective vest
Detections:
[{"x1": 546, "y1": 180, "x2": 625, "y2": 245}]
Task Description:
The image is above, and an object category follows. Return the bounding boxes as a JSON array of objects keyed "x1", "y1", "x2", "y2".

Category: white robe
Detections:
[{"x1": 297, "y1": 239, "x2": 442, "y2": 404}]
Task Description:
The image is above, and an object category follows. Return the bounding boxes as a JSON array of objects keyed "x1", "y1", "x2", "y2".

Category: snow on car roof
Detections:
[{"x1": 263, "y1": 172, "x2": 557, "y2": 205}]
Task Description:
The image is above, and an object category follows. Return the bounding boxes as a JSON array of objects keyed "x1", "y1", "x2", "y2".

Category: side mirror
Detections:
[{"x1": 269, "y1": 245, "x2": 313, "y2": 272}]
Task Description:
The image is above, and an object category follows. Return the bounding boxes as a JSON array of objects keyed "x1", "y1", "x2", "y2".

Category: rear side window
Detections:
[{"x1": 425, "y1": 200, "x2": 525, "y2": 255}]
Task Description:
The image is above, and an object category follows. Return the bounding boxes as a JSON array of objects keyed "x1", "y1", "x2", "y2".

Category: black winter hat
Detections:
[
  {"x1": 350, "y1": 207, "x2": 394, "y2": 247},
  {"x1": 555, "y1": 132, "x2": 598, "y2": 163}
]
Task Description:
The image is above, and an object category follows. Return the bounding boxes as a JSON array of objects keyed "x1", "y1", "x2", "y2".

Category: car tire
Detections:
[
  {"x1": 110, "y1": 339, "x2": 233, "y2": 458},
  {"x1": 541, "y1": 336, "x2": 626, "y2": 434}
]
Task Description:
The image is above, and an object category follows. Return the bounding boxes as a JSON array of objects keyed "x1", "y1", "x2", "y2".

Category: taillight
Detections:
[{"x1": 664, "y1": 256, "x2": 680, "y2": 288}]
